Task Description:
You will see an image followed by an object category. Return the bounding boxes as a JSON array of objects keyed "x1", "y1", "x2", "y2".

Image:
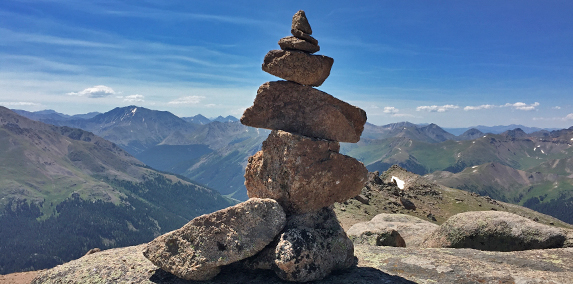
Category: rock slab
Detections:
[
  {"x1": 348, "y1": 226, "x2": 406, "y2": 247},
  {"x1": 278, "y1": 36, "x2": 320, "y2": 53},
  {"x1": 245, "y1": 130, "x2": 368, "y2": 214},
  {"x1": 143, "y1": 198, "x2": 286, "y2": 280},
  {"x1": 31, "y1": 243, "x2": 573, "y2": 284},
  {"x1": 421, "y1": 211, "x2": 567, "y2": 251},
  {"x1": 262, "y1": 50, "x2": 333, "y2": 86},
  {"x1": 241, "y1": 81, "x2": 367, "y2": 143}
]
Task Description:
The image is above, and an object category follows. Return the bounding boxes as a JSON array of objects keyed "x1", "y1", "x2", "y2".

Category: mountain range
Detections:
[
  {"x1": 0, "y1": 106, "x2": 234, "y2": 274},
  {"x1": 11, "y1": 106, "x2": 573, "y2": 223}
]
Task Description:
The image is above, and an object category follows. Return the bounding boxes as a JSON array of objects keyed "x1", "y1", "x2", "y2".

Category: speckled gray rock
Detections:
[
  {"x1": 143, "y1": 198, "x2": 286, "y2": 280},
  {"x1": 262, "y1": 50, "x2": 332, "y2": 86},
  {"x1": 421, "y1": 211, "x2": 567, "y2": 251},
  {"x1": 244, "y1": 130, "x2": 368, "y2": 214},
  {"x1": 241, "y1": 81, "x2": 367, "y2": 143},
  {"x1": 348, "y1": 226, "x2": 406, "y2": 247},
  {"x1": 278, "y1": 36, "x2": 320, "y2": 53},
  {"x1": 292, "y1": 10, "x2": 312, "y2": 34},
  {"x1": 273, "y1": 207, "x2": 356, "y2": 282}
]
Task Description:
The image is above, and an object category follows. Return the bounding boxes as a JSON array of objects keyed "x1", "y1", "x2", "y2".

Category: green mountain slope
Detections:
[
  {"x1": 342, "y1": 130, "x2": 573, "y2": 223},
  {"x1": 344, "y1": 133, "x2": 573, "y2": 175},
  {"x1": 37, "y1": 106, "x2": 268, "y2": 200},
  {"x1": 0, "y1": 107, "x2": 234, "y2": 274},
  {"x1": 425, "y1": 162, "x2": 573, "y2": 223}
]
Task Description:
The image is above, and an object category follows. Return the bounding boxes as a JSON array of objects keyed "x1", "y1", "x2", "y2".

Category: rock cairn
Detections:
[
  {"x1": 142, "y1": 10, "x2": 368, "y2": 283},
  {"x1": 240, "y1": 10, "x2": 368, "y2": 282}
]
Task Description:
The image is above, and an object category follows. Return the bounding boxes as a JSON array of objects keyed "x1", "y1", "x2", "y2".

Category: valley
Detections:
[
  {"x1": 13, "y1": 106, "x2": 573, "y2": 224},
  {"x1": 4, "y1": 105, "x2": 572, "y2": 275}
]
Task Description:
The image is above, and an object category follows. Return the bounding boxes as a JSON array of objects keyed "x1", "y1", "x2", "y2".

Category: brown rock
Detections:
[
  {"x1": 399, "y1": 196, "x2": 416, "y2": 210},
  {"x1": 291, "y1": 28, "x2": 318, "y2": 45},
  {"x1": 278, "y1": 36, "x2": 320, "y2": 53},
  {"x1": 241, "y1": 81, "x2": 367, "y2": 143},
  {"x1": 142, "y1": 198, "x2": 286, "y2": 281},
  {"x1": 262, "y1": 50, "x2": 332, "y2": 86},
  {"x1": 273, "y1": 207, "x2": 356, "y2": 282},
  {"x1": 292, "y1": 10, "x2": 312, "y2": 34},
  {"x1": 245, "y1": 130, "x2": 368, "y2": 214}
]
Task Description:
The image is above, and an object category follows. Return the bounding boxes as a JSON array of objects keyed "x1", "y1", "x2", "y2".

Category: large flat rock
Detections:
[
  {"x1": 421, "y1": 211, "x2": 567, "y2": 251},
  {"x1": 241, "y1": 81, "x2": 367, "y2": 143},
  {"x1": 278, "y1": 36, "x2": 320, "y2": 53},
  {"x1": 143, "y1": 198, "x2": 286, "y2": 280},
  {"x1": 348, "y1": 213, "x2": 439, "y2": 248},
  {"x1": 262, "y1": 50, "x2": 332, "y2": 86},
  {"x1": 245, "y1": 130, "x2": 368, "y2": 214}
]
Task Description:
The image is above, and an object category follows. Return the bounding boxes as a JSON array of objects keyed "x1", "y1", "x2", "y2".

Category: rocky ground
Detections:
[
  {"x1": 334, "y1": 166, "x2": 573, "y2": 231},
  {"x1": 22, "y1": 243, "x2": 573, "y2": 284},
  {"x1": 5, "y1": 167, "x2": 573, "y2": 283}
]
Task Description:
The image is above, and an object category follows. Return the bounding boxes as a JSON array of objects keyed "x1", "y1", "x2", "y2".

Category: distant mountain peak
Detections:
[
  {"x1": 182, "y1": 114, "x2": 211, "y2": 125},
  {"x1": 211, "y1": 115, "x2": 239, "y2": 123}
]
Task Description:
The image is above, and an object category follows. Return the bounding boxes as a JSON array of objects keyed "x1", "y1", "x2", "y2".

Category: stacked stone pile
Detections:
[
  {"x1": 240, "y1": 10, "x2": 368, "y2": 282},
  {"x1": 142, "y1": 10, "x2": 368, "y2": 283}
]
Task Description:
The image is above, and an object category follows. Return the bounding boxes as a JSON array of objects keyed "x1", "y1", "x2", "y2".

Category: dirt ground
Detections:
[{"x1": 0, "y1": 271, "x2": 40, "y2": 284}]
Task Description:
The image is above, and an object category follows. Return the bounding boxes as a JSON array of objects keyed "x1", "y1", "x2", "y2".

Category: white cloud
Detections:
[
  {"x1": 123, "y1": 94, "x2": 144, "y2": 102},
  {"x1": 67, "y1": 85, "x2": 116, "y2": 98},
  {"x1": 502, "y1": 102, "x2": 539, "y2": 111},
  {"x1": 168, "y1": 95, "x2": 206, "y2": 105},
  {"x1": 553, "y1": 106, "x2": 561, "y2": 109},
  {"x1": 416, "y1": 104, "x2": 459, "y2": 112},
  {"x1": 383, "y1": 106, "x2": 399, "y2": 114},
  {"x1": 0, "y1": 101, "x2": 40, "y2": 106},
  {"x1": 565, "y1": 113, "x2": 573, "y2": 120},
  {"x1": 464, "y1": 104, "x2": 495, "y2": 111}
]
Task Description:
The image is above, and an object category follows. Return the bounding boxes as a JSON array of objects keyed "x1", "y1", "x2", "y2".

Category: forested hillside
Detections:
[{"x1": 0, "y1": 107, "x2": 234, "y2": 274}]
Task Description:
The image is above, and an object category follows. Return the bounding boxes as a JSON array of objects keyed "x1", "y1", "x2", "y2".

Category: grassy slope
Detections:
[{"x1": 334, "y1": 166, "x2": 573, "y2": 231}]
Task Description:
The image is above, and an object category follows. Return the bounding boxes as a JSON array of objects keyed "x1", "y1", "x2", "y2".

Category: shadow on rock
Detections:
[{"x1": 149, "y1": 265, "x2": 416, "y2": 284}]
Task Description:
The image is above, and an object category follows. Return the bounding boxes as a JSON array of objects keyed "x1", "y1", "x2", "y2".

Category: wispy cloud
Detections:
[
  {"x1": 502, "y1": 102, "x2": 539, "y2": 111},
  {"x1": 168, "y1": 96, "x2": 206, "y2": 105},
  {"x1": 0, "y1": 101, "x2": 40, "y2": 106},
  {"x1": 464, "y1": 104, "x2": 496, "y2": 111},
  {"x1": 381, "y1": 106, "x2": 414, "y2": 117},
  {"x1": 67, "y1": 85, "x2": 117, "y2": 98},
  {"x1": 0, "y1": 28, "x2": 121, "y2": 48},
  {"x1": 464, "y1": 102, "x2": 540, "y2": 111},
  {"x1": 123, "y1": 94, "x2": 144, "y2": 102},
  {"x1": 416, "y1": 105, "x2": 459, "y2": 112},
  {"x1": 552, "y1": 106, "x2": 561, "y2": 110},
  {"x1": 533, "y1": 113, "x2": 573, "y2": 121}
]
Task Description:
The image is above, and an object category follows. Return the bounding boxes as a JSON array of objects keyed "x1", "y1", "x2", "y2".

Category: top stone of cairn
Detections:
[{"x1": 292, "y1": 10, "x2": 312, "y2": 35}]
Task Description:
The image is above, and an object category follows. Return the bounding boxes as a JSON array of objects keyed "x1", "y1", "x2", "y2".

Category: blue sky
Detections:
[{"x1": 1, "y1": 0, "x2": 572, "y2": 128}]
